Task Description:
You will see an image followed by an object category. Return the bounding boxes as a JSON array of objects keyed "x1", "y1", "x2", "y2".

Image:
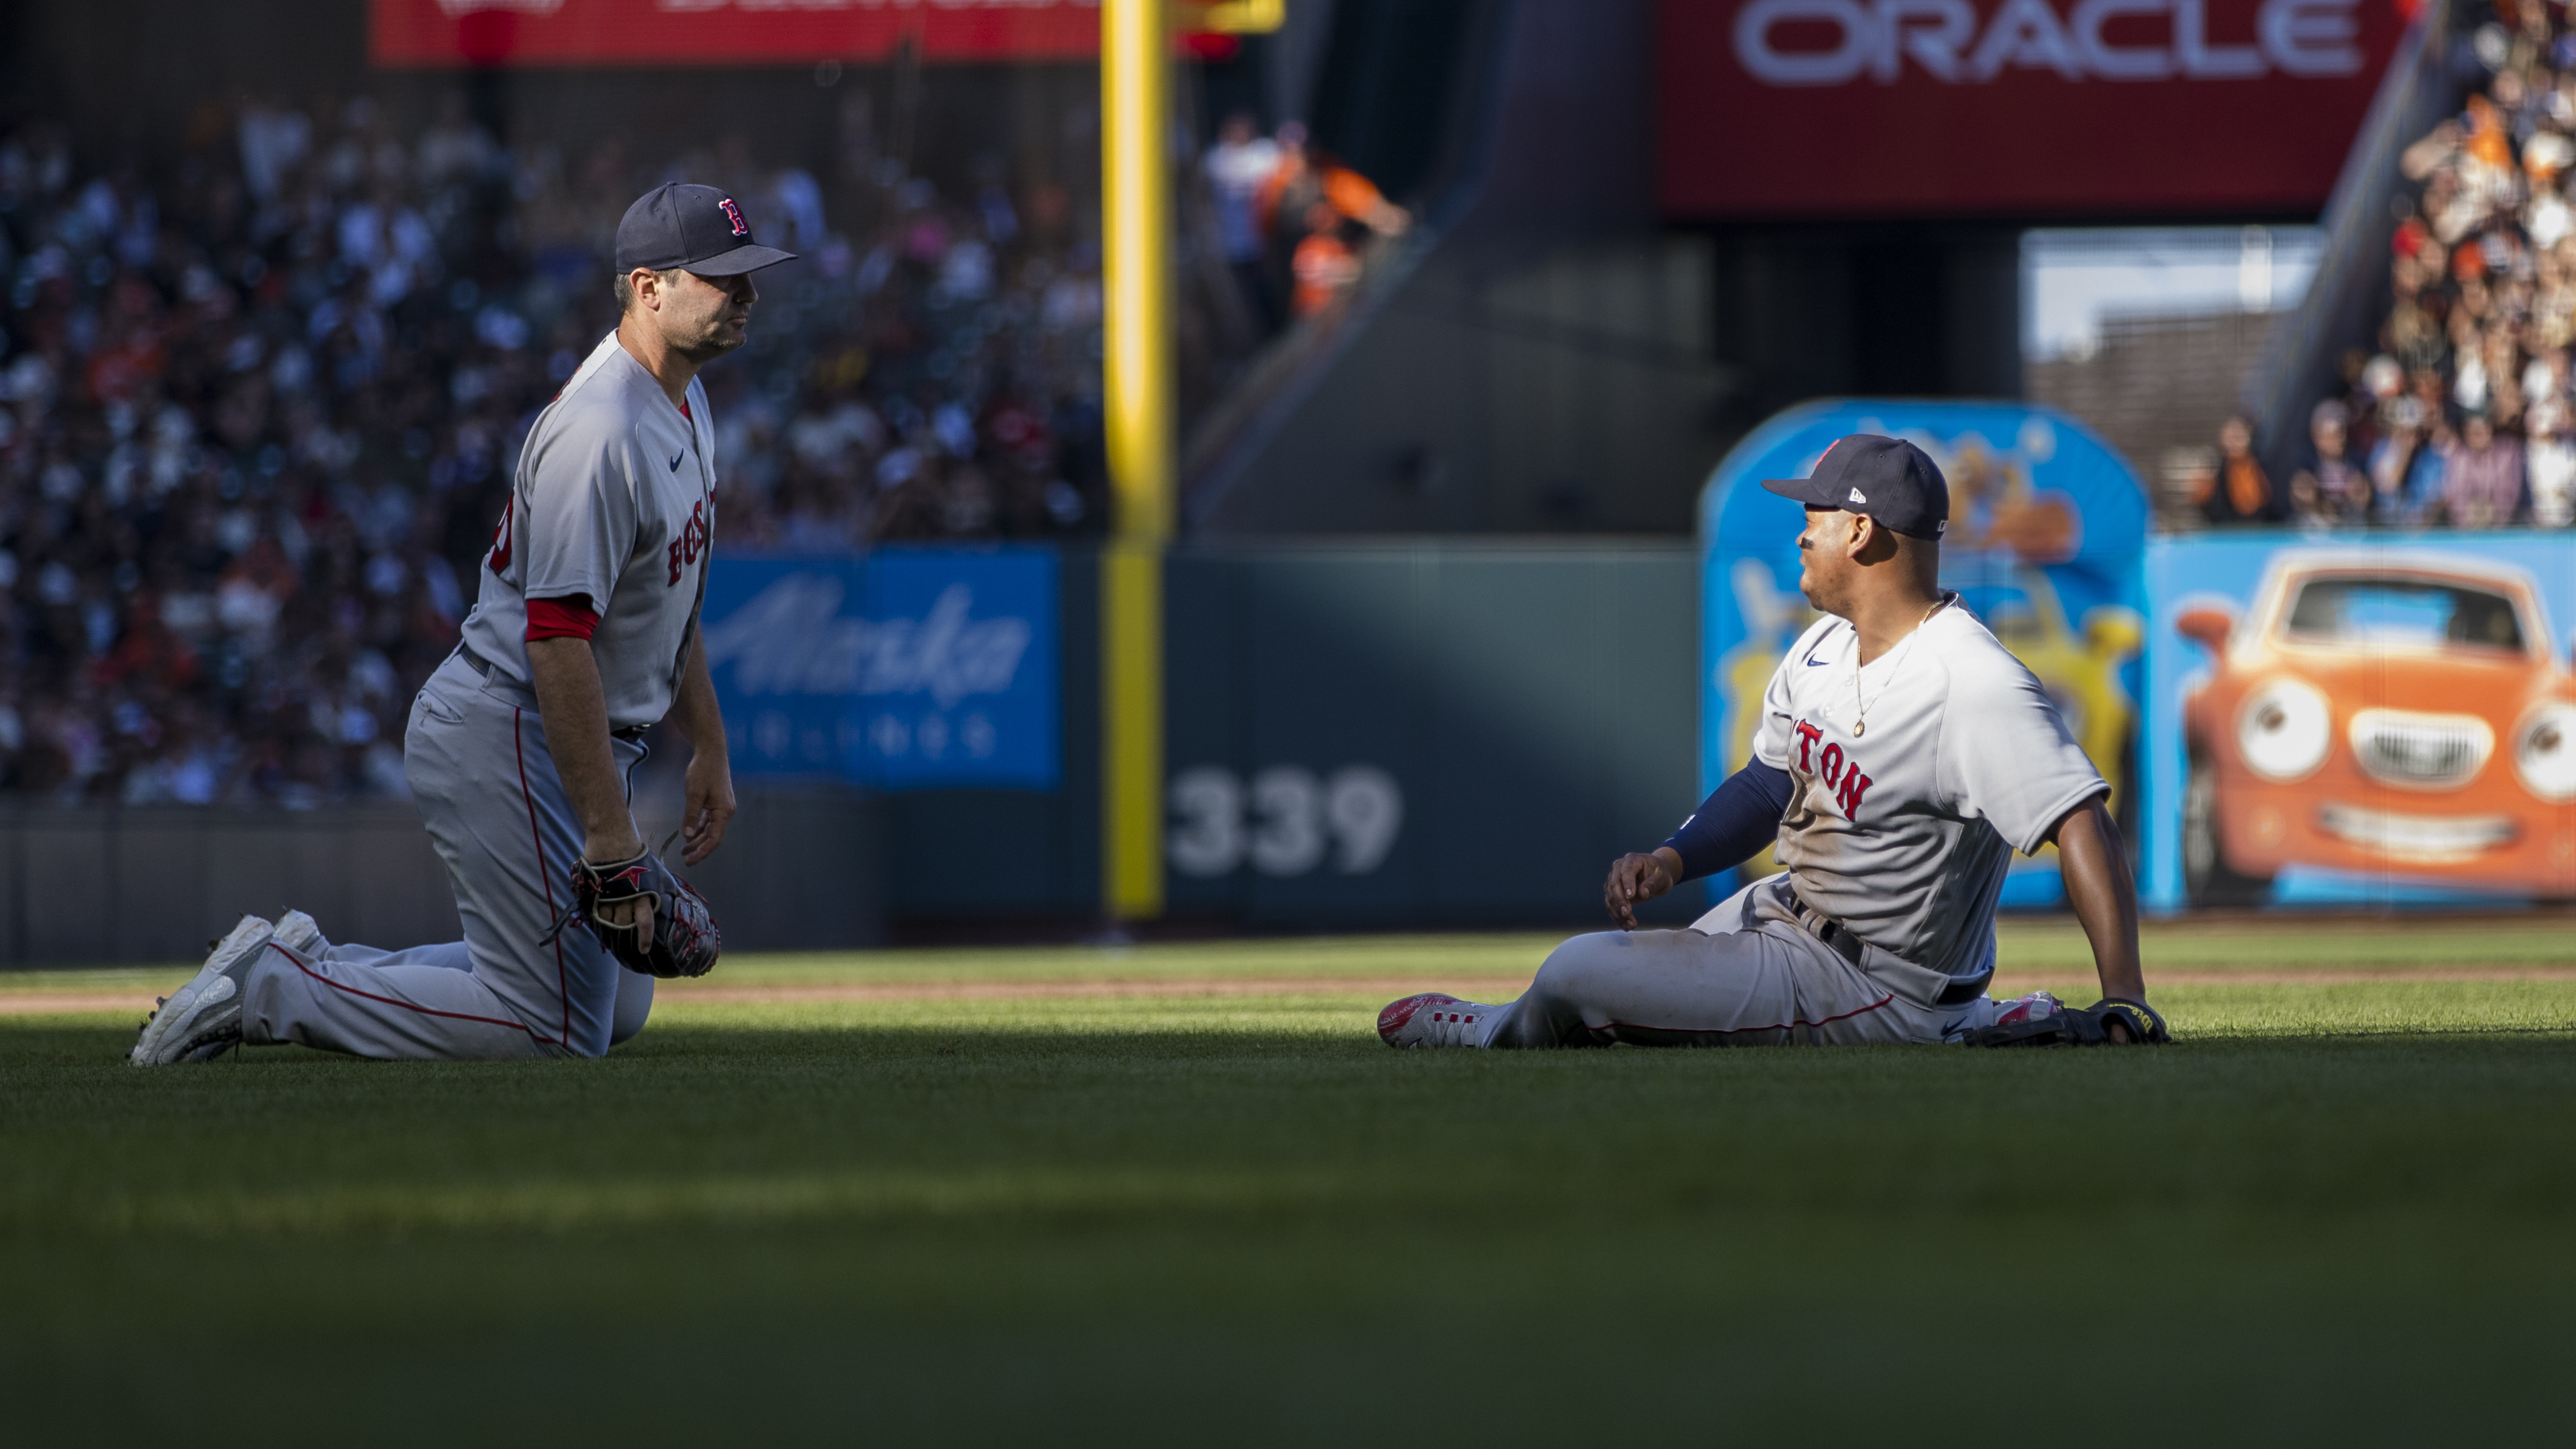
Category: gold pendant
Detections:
[{"x1": 1852, "y1": 720, "x2": 1865, "y2": 737}]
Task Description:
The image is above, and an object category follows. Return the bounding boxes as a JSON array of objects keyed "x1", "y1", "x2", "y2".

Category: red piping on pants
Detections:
[
  {"x1": 268, "y1": 941, "x2": 540, "y2": 1040},
  {"x1": 515, "y1": 706, "x2": 572, "y2": 1049},
  {"x1": 1600, "y1": 991, "x2": 1897, "y2": 1038}
]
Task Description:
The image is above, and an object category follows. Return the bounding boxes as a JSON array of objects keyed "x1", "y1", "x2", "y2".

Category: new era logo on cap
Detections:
[{"x1": 1758, "y1": 434, "x2": 1951, "y2": 541}]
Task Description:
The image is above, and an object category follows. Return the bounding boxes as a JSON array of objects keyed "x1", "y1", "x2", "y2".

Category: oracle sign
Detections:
[
  {"x1": 1661, "y1": 0, "x2": 2405, "y2": 219},
  {"x1": 371, "y1": 0, "x2": 1232, "y2": 66}
]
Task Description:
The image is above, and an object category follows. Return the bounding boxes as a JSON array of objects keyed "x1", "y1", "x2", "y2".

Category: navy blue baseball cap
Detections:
[
  {"x1": 614, "y1": 183, "x2": 798, "y2": 278},
  {"x1": 1761, "y1": 434, "x2": 1950, "y2": 541}
]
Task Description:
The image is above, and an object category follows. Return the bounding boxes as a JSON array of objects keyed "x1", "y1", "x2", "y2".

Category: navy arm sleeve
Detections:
[{"x1": 1658, "y1": 759, "x2": 1795, "y2": 884}]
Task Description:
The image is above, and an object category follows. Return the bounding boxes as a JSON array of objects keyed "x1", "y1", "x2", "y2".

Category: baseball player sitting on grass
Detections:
[
  {"x1": 1380, "y1": 434, "x2": 2167, "y2": 1050},
  {"x1": 130, "y1": 185, "x2": 792, "y2": 1064}
]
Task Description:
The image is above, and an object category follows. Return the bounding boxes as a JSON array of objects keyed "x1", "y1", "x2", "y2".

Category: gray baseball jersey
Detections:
[
  {"x1": 230, "y1": 328, "x2": 723, "y2": 1061},
  {"x1": 460, "y1": 330, "x2": 717, "y2": 729},
  {"x1": 1752, "y1": 598, "x2": 2106, "y2": 981}
]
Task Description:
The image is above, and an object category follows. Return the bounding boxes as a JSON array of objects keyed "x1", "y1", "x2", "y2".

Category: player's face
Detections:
[
  {"x1": 653, "y1": 268, "x2": 759, "y2": 360},
  {"x1": 1795, "y1": 505, "x2": 1857, "y2": 611}
]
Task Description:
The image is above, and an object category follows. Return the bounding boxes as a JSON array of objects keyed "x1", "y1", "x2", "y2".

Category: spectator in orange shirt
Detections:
[
  {"x1": 2196, "y1": 415, "x2": 2288, "y2": 525},
  {"x1": 2463, "y1": 95, "x2": 2514, "y2": 173},
  {"x1": 1290, "y1": 202, "x2": 1362, "y2": 318},
  {"x1": 1255, "y1": 125, "x2": 1411, "y2": 250},
  {"x1": 1318, "y1": 161, "x2": 1409, "y2": 237}
]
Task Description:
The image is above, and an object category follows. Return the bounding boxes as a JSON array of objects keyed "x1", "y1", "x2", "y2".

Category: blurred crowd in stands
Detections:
[
  {"x1": 2207, "y1": 4, "x2": 2576, "y2": 528},
  {"x1": 0, "y1": 90, "x2": 1154, "y2": 803}
]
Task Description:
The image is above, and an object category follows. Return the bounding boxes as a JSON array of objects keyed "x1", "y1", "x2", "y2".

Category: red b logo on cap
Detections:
[{"x1": 718, "y1": 197, "x2": 749, "y2": 237}]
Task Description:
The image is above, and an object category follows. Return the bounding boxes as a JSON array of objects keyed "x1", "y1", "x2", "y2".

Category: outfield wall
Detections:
[
  {"x1": 0, "y1": 786, "x2": 880, "y2": 968},
  {"x1": 1, "y1": 542, "x2": 1700, "y2": 965},
  {"x1": 44, "y1": 517, "x2": 2576, "y2": 964},
  {"x1": 861, "y1": 541, "x2": 1705, "y2": 931}
]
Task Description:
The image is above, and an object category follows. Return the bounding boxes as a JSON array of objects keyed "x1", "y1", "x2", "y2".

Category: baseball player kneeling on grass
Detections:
[
  {"x1": 131, "y1": 185, "x2": 793, "y2": 1065},
  {"x1": 1381, "y1": 434, "x2": 2167, "y2": 1050}
]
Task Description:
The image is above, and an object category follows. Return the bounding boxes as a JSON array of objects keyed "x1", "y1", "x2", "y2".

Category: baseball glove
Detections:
[
  {"x1": 1959, "y1": 996, "x2": 2169, "y2": 1048},
  {"x1": 543, "y1": 850, "x2": 722, "y2": 979}
]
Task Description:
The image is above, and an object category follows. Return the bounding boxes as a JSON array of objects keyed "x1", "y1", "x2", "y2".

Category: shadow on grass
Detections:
[
  {"x1": 4, "y1": 1300, "x2": 2567, "y2": 1443},
  {"x1": 6, "y1": 1018, "x2": 2574, "y2": 1436},
  {"x1": 7, "y1": 1018, "x2": 2573, "y2": 1245}
]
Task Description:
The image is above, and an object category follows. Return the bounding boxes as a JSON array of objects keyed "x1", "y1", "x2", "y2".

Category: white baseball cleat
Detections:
[
  {"x1": 1947, "y1": 989, "x2": 2066, "y2": 1043},
  {"x1": 272, "y1": 909, "x2": 325, "y2": 959},
  {"x1": 1377, "y1": 992, "x2": 1503, "y2": 1049},
  {"x1": 130, "y1": 914, "x2": 275, "y2": 1067},
  {"x1": 1991, "y1": 991, "x2": 2064, "y2": 1027}
]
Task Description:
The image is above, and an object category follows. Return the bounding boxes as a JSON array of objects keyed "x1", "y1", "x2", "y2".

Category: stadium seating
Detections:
[
  {"x1": 2264, "y1": 1, "x2": 2576, "y2": 528},
  {"x1": 0, "y1": 97, "x2": 1129, "y2": 802}
]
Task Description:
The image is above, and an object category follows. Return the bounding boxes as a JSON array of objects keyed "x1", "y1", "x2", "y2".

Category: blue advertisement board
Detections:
[
  {"x1": 1698, "y1": 401, "x2": 2150, "y2": 907},
  {"x1": 2141, "y1": 532, "x2": 2576, "y2": 911},
  {"x1": 698, "y1": 548, "x2": 1059, "y2": 789}
]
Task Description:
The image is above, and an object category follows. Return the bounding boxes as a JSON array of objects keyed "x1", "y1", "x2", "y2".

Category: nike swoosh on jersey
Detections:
[{"x1": 668, "y1": 450, "x2": 686, "y2": 471}]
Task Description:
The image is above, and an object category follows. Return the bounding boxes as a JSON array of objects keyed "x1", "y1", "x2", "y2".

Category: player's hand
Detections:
[
  {"x1": 581, "y1": 827, "x2": 654, "y2": 944},
  {"x1": 574, "y1": 825, "x2": 647, "y2": 943},
  {"x1": 1603, "y1": 850, "x2": 1678, "y2": 930},
  {"x1": 680, "y1": 748, "x2": 736, "y2": 866},
  {"x1": 597, "y1": 892, "x2": 655, "y2": 946}
]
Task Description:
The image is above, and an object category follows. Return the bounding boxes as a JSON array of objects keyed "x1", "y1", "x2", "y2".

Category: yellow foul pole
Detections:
[{"x1": 1101, "y1": 0, "x2": 1172, "y2": 921}]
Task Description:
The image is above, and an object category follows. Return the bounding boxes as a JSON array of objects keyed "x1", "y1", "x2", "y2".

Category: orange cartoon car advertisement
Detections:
[{"x1": 2146, "y1": 534, "x2": 2576, "y2": 907}]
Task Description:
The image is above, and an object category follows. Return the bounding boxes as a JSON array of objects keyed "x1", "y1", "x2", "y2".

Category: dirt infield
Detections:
[{"x1": 9, "y1": 966, "x2": 2576, "y2": 1019}]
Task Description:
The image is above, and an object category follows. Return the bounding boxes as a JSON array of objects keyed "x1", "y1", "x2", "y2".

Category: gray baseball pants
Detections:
[
  {"x1": 237, "y1": 653, "x2": 656, "y2": 1060},
  {"x1": 1483, "y1": 876, "x2": 1988, "y2": 1048}
]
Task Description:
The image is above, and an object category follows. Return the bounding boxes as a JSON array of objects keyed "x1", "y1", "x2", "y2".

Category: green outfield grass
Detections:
[{"x1": 4, "y1": 921, "x2": 2573, "y2": 1441}]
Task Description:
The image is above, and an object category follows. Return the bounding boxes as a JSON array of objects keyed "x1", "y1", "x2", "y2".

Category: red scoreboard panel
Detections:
[
  {"x1": 1660, "y1": 0, "x2": 2409, "y2": 220},
  {"x1": 372, "y1": 0, "x2": 1236, "y2": 67}
]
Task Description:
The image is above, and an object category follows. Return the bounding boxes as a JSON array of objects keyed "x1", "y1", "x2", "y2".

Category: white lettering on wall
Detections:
[
  {"x1": 2174, "y1": 0, "x2": 2265, "y2": 76},
  {"x1": 2070, "y1": 0, "x2": 2174, "y2": 78},
  {"x1": 700, "y1": 575, "x2": 1031, "y2": 706},
  {"x1": 1873, "y1": 0, "x2": 1977, "y2": 81},
  {"x1": 1735, "y1": 0, "x2": 1878, "y2": 84},
  {"x1": 1967, "y1": 0, "x2": 2083, "y2": 81},
  {"x1": 2260, "y1": 0, "x2": 2364, "y2": 76},
  {"x1": 1167, "y1": 765, "x2": 1405, "y2": 878},
  {"x1": 1733, "y1": 0, "x2": 2362, "y2": 85}
]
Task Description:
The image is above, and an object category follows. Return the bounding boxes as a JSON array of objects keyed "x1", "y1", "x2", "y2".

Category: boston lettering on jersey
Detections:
[
  {"x1": 1750, "y1": 609, "x2": 2107, "y2": 979},
  {"x1": 668, "y1": 497, "x2": 710, "y2": 586},
  {"x1": 486, "y1": 495, "x2": 514, "y2": 576},
  {"x1": 456, "y1": 332, "x2": 721, "y2": 729},
  {"x1": 1789, "y1": 717, "x2": 1875, "y2": 821}
]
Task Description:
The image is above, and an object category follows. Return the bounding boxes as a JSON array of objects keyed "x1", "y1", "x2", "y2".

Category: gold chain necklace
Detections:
[{"x1": 1850, "y1": 595, "x2": 1948, "y2": 738}]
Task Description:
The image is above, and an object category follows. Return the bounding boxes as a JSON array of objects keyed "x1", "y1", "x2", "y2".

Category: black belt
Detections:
[
  {"x1": 454, "y1": 644, "x2": 650, "y2": 743},
  {"x1": 1787, "y1": 886, "x2": 1991, "y2": 1007}
]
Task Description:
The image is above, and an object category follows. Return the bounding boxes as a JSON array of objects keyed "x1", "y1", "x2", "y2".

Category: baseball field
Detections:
[{"x1": 5, "y1": 915, "x2": 2573, "y2": 1441}]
